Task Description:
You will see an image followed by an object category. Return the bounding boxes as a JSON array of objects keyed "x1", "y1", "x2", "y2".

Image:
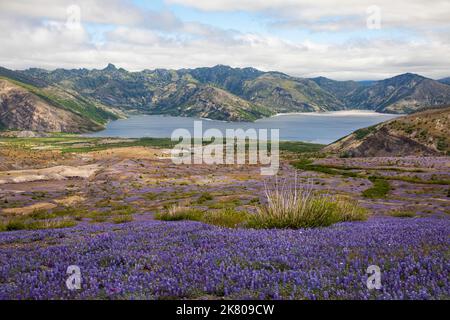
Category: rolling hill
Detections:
[
  {"x1": 325, "y1": 106, "x2": 450, "y2": 157},
  {"x1": 0, "y1": 70, "x2": 121, "y2": 133}
]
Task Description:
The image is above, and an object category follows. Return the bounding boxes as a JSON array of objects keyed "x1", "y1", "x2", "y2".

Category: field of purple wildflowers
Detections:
[
  {"x1": 0, "y1": 216, "x2": 448, "y2": 300},
  {"x1": 0, "y1": 139, "x2": 449, "y2": 300}
]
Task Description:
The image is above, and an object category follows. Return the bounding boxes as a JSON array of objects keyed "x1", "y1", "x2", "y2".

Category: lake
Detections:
[{"x1": 86, "y1": 110, "x2": 400, "y2": 144}]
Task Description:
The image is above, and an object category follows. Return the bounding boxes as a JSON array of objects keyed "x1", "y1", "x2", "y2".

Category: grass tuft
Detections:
[{"x1": 248, "y1": 178, "x2": 367, "y2": 229}]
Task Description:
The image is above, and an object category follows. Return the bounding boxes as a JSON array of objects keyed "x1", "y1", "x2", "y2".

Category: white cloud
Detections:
[
  {"x1": 0, "y1": 0, "x2": 181, "y2": 29},
  {"x1": 167, "y1": 0, "x2": 450, "y2": 31},
  {"x1": 0, "y1": 0, "x2": 449, "y2": 80}
]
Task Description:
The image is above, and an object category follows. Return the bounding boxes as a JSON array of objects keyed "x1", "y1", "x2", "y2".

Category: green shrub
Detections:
[
  {"x1": 354, "y1": 126, "x2": 376, "y2": 140},
  {"x1": 292, "y1": 159, "x2": 359, "y2": 178},
  {"x1": 112, "y1": 215, "x2": 134, "y2": 224},
  {"x1": 362, "y1": 177, "x2": 390, "y2": 198},
  {"x1": 90, "y1": 216, "x2": 108, "y2": 223},
  {"x1": 436, "y1": 138, "x2": 447, "y2": 152},
  {"x1": 5, "y1": 219, "x2": 27, "y2": 231},
  {"x1": 389, "y1": 210, "x2": 416, "y2": 218},
  {"x1": 207, "y1": 198, "x2": 241, "y2": 209},
  {"x1": 110, "y1": 204, "x2": 136, "y2": 215},
  {"x1": 1, "y1": 217, "x2": 77, "y2": 231},
  {"x1": 52, "y1": 207, "x2": 85, "y2": 217},
  {"x1": 155, "y1": 205, "x2": 248, "y2": 228},
  {"x1": 197, "y1": 192, "x2": 213, "y2": 204},
  {"x1": 144, "y1": 193, "x2": 158, "y2": 200},
  {"x1": 29, "y1": 209, "x2": 56, "y2": 220},
  {"x1": 30, "y1": 191, "x2": 47, "y2": 200},
  {"x1": 279, "y1": 141, "x2": 324, "y2": 154},
  {"x1": 155, "y1": 205, "x2": 203, "y2": 221},
  {"x1": 202, "y1": 208, "x2": 249, "y2": 228},
  {"x1": 86, "y1": 205, "x2": 136, "y2": 219},
  {"x1": 29, "y1": 218, "x2": 77, "y2": 230},
  {"x1": 86, "y1": 210, "x2": 109, "y2": 219}
]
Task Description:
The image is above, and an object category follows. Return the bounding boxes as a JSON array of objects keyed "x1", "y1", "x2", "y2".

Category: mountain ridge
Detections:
[
  {"x1": 1, "y1": 64, "x2": 450, "y2": 132},
  {"x1": 0, "y1": 78, "x2": 109, "y2": 133}
]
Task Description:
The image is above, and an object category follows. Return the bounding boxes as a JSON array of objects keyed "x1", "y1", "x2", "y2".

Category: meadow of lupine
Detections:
[
  {"x1": 0, "y1": 216, "x2": 448, "y2": 300},
  {"x1": 0, "y1": 138, "x2": 449, "y2": 300}
]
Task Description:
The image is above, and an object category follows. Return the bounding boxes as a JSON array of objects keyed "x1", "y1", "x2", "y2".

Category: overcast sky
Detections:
[{"x1": 0, "y1": 0, "x2": 449, "y2": 80}]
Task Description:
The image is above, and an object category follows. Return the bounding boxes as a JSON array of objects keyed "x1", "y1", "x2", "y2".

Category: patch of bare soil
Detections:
[
  {"x1": 0, "y1": 164, "x2": 100, "y2": 184},
  {"x1": 54, "y1": 195, "x2": 85, "y2": 206},
  {"x1": 87, "y1": 146, "x2": 165, "y2": 161},
  {"x1": 2, "y1": 202, "x2": 57, "y2": 216}
]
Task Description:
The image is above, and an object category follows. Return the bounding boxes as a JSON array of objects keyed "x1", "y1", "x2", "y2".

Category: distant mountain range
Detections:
[{"x1": 1, "y1": 64, "x2": 450, "y2": 133}]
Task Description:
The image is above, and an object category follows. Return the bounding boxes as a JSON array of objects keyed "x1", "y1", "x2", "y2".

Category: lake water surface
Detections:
[{"x1": 87, "y1": 110, "x2": 400, "y2": 144}]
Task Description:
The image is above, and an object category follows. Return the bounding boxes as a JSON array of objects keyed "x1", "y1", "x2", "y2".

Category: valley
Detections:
[{"x1": 2, "y1": 65, "x2": 450, "y2": 133}]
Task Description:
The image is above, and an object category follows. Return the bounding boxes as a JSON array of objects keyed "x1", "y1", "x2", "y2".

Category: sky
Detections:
[{"x1": 0, "y1": 0, "x2": 449, "y2": 80}]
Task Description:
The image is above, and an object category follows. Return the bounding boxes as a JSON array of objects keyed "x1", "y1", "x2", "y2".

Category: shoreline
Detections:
[{"x1": 270, "y1": 110, "x2": 403, "y2": 118}]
